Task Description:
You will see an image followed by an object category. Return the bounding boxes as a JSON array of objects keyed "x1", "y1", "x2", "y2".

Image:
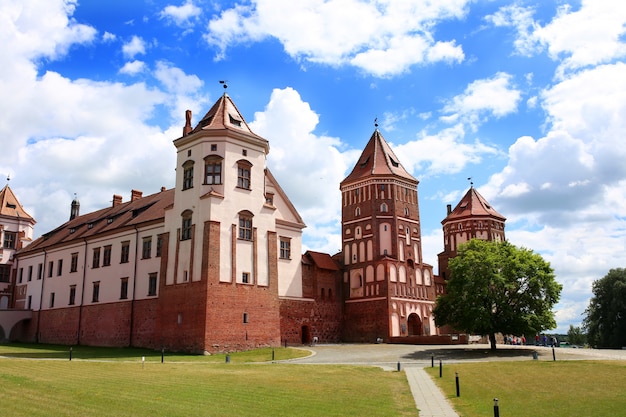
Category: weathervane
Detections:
[
  {"x1": 468, "y1": 177, "x2": 473, "y2": 187},
  {"x1": 219, "y1": 80, "x2": 228, "y2": 90},
  {"x1": 374, "y1": 117, "x2": 378, "y2": 129}
]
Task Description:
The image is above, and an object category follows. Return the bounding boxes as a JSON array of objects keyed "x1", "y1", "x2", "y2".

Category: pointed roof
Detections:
[
  {"x1": 0, "y1": 185, "x2": 35, "y2": 222},
  {"x1": 444, "y1": 187, "x2": 505, "y2": 223},
  {"x1": 341, "y1": 129, "x2": 417, "y2": 187}
]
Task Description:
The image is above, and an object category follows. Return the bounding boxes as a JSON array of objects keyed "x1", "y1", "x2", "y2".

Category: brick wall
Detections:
[
  {"x1": 343, "y1": 298, "x2": 389, "y2": 342},
  {"x1": 79, "y1": 302, "x2": 132, "y2": 347},
  {"x1": 37, "y1": 307, "x2": 80, "y2": 345}
]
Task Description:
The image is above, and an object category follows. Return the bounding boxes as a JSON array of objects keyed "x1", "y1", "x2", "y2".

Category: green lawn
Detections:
[
  {"x1": 426, "y1": 360, "x2": 626, "y2": 417},
  {"x1": 0, "y1": 344, "x2": 416, "y2": 417}
]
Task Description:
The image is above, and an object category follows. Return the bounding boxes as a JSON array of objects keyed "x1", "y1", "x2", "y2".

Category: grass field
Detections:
[
  {"x1": 0, "y1": 344, "x2": 416, "y2": 417},
  {"x1": 426, "y1": 360, "x2": 626, "y2": 417}
]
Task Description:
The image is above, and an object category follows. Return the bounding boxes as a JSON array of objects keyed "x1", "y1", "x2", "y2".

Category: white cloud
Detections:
[
  {"x1": 122, "y1": 35, "x2": 147, "y2": 59},
  {"x1": 119, "y1": 60, "x2": 146, "y2": 75},
  {"x1": 159, "y1": 0, "x2": 202, "y2": 27},
  {"x1": 249, "y1": 87, "x2": 356, "y2": 252},
  {"x1": 442, "y1": 72, "x2": 522, "y2": 130},
  {"x1": 204, "y1": 0, "x2": 469, "y2": 77}
]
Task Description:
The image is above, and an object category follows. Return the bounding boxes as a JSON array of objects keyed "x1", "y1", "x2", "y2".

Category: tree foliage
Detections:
[
  {"x1": 583, "y1": 268, "x2": 626, "y2": 348},
  {"x1": 566, "y1": 324, "x2": 586, "y2": 346},
  {"x1": 433, "y1": 239, "x2": 561, "y2": 350}
]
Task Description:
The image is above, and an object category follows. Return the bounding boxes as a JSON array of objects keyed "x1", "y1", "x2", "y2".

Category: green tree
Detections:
[
  {"x1": 583, "y1": 268, "x2": 626, "y2": 348},
  {"x1": 567, "y1": 324, "x2": 586, "y2": 346},
  {"x1": 433, "y1": 239, "x2": 561, "y2": 350}
]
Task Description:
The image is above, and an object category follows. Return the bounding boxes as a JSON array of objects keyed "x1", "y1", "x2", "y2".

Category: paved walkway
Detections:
[{"x1": 405, "y1": 366, "x2": 459, "y2": 417}]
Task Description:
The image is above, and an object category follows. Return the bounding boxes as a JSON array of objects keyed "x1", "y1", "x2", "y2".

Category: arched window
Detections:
[
  {"x1": 238, "y1": 210, "x2": 253, "y2": 240},
  {"x1": 182, "y1": 160, "x2": 194, "y2": 190},
  {"x1": 380, "y1": 203, "x2": 388, "y2": 212},
  {"x1": 181, "y1": 210, "x2": 193, "y2": 240},
  {"x1": 237, "y1": 159, "x2": 252, "y2": 189},
  {"x1": 404, "y1": 207, "x2": 409, "y2": 216},
  {"x1": 204, "y1": 155, "x2": 223, "y2": 185},
  {"x1": 355, "y1": 207, "x2": 361, "y2": 216}
]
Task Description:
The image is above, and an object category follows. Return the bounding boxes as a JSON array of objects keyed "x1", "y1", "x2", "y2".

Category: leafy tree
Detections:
[
  {"x1": 567, "y1": 324, "x2": 586, "y2": 346},
  {"x1": 433, "y1": 239, "x2": 561, "y2": 350},
  {"x1": 583, "y1": 268, "x2": 626, "y2": 348}
]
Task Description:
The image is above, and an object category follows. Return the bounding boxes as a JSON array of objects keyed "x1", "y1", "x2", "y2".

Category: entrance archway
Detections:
[{"x1": 407, "y1": 313, "x2": 422, "y2": 336}]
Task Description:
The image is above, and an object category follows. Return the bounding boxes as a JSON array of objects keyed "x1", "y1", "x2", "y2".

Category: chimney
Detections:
[
  {"x1": 183, "y1": 109, "x2": 192, "y2": 136},
  {"x1": 131, "y1": 190, "x2": 143, "y2": 201},
  {"x1": 447, "y1": 204, "x2": 452, "y2": 215},
  {"x1": 112, "y1": 195, "x2": 123, "y2": 207}
]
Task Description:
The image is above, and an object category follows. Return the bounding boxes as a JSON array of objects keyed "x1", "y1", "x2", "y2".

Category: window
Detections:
[
  {"x1": 182, "y1": 160, "x2": 194, "y2": 190},
  {"x1": 181, "y1": 210, "x2": 193, "y2": 240},
  {"x1": 28, "y1": 265, "x2": 32, "y2": 281},
  {"x1": 265, "y1": 193, "x2": 274, "y2": 205},
  {"x1": 57, "y1": 259, "x2": 63, "y2": 276},
  {"x1": 48, "y1": 261, "x2": 53, "y2": 278},
  {"x1": 49, "y1": 292, "x2": 55, "y2": 308},
  {"x1": 243, "y1": 312, "x2": 249, "y2": 324},
  {"x1": 148, "y1": 273, "x2": 158, "y2": 296},
  {"x1": 211, "y1": 144, "x2": 217, "y2": 151},
  {"x1": 92, "y1": 281, "x2": 100, "y2": 303},
  {"x1": 27, "y1": 295, "x2": 32, "y2": 310},
  {"x1": 142, "y1": 237, "x2": 152, "y2": 259},
  {"x1": 204, "y1": 155, "x2": 223, "y2": 185},
  {"x1": 237, "y1": 160, "x2": 252, "y2": 189},
  {"x1": 156, "y1": 235, "x2": 163, "y2": 257},
  {"x1": 238, "y1": 212, "x2": 253, "y2": 240},
  {"x1": 69, "y1": 285, "x2": 76, "y2": 305},
  {"x1": 92, "y1": 247, "x2": 101, "y2": 268},
  {"x1": 120, "y1": 277, "x2": 128, "y2": 300},
  {"x1": 120, "y1": 241, "x2": 130, "y2": 263},
  {"x1": 70, "y1": 253, "x2": 79, "y2": 272},
  {"x1": 280, "y1": 237, "x2": 291, "y2": 259},
  {"x1": 380, "y1": 203, "x2": 388, "y2": 212},
  {"x1": 37, "y1": 263, "x2": 43, "y2": 280},
  {"x1": 103, "y1": 245, "x2": 112, "y2": 266},
  {"x1": 3, "y1": 231, "x2": 16, "y2": 249},
  {"x1": 0, "y1": 265, "x2": 9, "y2": 283},
  {"x1": 242, "y1": 272, "x2": 250, "y2": 284},
  {"x1": 18, "y1": 267, "x2": 23, "y2": 283}
]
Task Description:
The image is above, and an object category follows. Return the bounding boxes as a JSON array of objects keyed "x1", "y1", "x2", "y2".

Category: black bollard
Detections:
[
  {"x1": 226, "y1": 354, "x2": 230, "y2": 363},
  {"x1": 431, "y1": 354, "x2": 434, "y2": 368},
  {"x1": 272, "y1": 349, "x2": 275, "y2": 361},
  {"x1": 455, "y1": 372, "x2": 460, "y2": 397},
  {"x1": 439, "y1": 359, "x2": 442, "y2": 378},
  {"x1": 161, "y1": 347, "x2": 165, "y2": 363},
  {"x1": 493, "y1": 398, "x2": 500, "y2": 417},
  {"x1": 69, "y1": 347, "x2": 72, "y2": 361},
  {"x1": 552, "y1": 346, "x2": 556, "y2": 361},
  {"x1": 397, "y1": 361, "x2": 401, "y2": 371}
]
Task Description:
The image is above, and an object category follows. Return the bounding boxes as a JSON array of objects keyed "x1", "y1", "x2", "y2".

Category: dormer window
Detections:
[{"x1": 229, "y1": 114, "x2": 242, "y2": 127}]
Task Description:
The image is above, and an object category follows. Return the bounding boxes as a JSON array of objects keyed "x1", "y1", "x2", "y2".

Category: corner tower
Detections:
[
  {"x1": 437, "y1": 186, "x2": 506, "y2": 281},
  {"x1": 340, "y1": 129, "x2": 437, "y2": 342}
]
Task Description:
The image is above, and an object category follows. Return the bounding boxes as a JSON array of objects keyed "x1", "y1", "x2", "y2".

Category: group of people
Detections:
[
  {"x1": 504, "y1": 335, "x2": 526, "y2": 345},
  {"x1": 503, "y1": 334, "x2": 560, "y2": 347}
]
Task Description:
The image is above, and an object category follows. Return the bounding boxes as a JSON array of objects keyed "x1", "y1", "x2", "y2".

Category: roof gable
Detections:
[
  {"x1": 444, "y1": 187, "x2": 506, "y2": 222},
  {"x1": 0, "y1": 185, "x2": 35, "y2": 222}
]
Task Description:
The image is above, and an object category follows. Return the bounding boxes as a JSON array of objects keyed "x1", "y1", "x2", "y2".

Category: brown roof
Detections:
[
  {"x1": 303, "y1": 250, "x2": 340, "y2": 271},
  {"x1": 341, "y1": 129, "x2": 417, "y2": 187},
  {"x1": 444, "y1": 187, "x2": 506, "y2": 222},
  {"x1": 18, "y1": 188, "x2": 174, "y2": 255},
  {"x1": 0, "y1": 185, "x2": 35, "y2": 222}
]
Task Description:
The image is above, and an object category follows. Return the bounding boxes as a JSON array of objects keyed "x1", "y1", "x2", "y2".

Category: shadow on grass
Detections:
[{"x1": 401, "y1": 347, "x2": 539, "y2": 361}]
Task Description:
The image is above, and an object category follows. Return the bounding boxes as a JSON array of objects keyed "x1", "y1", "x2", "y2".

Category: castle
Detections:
[{"x1": 0, "y1": 92, "x2": 505, "y2": 352}]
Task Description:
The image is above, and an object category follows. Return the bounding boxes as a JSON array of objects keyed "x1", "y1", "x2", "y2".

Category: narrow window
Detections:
[
  {"x1": 204, "y1": 155, "x2": 223, "y2": 185},
  {"x1": 49, "y1": 292, "x2": 55, "y2": 308},
  {"x1": 380, "y1": 203, "x2": 388, "y2": 212},
  {"x1": 120, "y1": 277, "x2": 129, "y2": 300},
  {"x1": 243, "y1": 312, "x2": 249, "y2": 323},
  {"x1": 70, "y1": 253, "x2": 78, "y2": 272},
  {"x1": 27, "y1": 295, "x2": 32, "y2": 310},
  {"x1": 37, "y1": 263, "x2": 43, "y2": 280},
  {"x1": 156, "y1": 235, "x2": 163, "y2": 257},
  {"x1": 238, "y1": 213, "x2": 253, "y2": 241},
  {"x1": 181, "y1": 210, "x2": 193, "y2": 240},
  {"x1": 92, "y1": 282, "x2": 100, "y2": 303},
  {"x1": 48, "y1": 261, "x2": 53, "y2": 278},
  {"x1": 92, "y1": 247, "x2": 101, "y2": 268},
  {"x1": 242, "y1": 272, "x2": 250, "y2": 284},
  {"x1": 237, "y1": 160, "x2": 252, "y2": 189},
  {"x1": 279, "y1": 237, "x2": 291, "y2": 259},
  {"x1": 103, "y1": 245, "x2": 112, "y2": 266},
  {"x1": 142, "y1": 237, "x2": 152, "y2": 259},
  {"x1": 148, "y1": 273, "x2": 158, "y2": 296},
  {"x1": 18, "y1": 267, "x2": 23, "y2": 283},
  {"x1": 182, "y1": 160, "x2": 194, "y2": 190},
  {"x1": 69, "y1": 285, "x2": 76, "y2": 305},
  {"x1": 57, "y1": 259, "x2": 63, "y2": 276},
  {"x1": 120, "y1": 241, "x2": 130, "y2": 263},
  {"x1": 28, "y1": 265, "x2": 33, "y2": 281}
]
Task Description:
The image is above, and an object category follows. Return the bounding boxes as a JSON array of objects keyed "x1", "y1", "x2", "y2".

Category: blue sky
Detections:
[{"x1": 2, "y1": 0, "x2": 626, "y2": 334}]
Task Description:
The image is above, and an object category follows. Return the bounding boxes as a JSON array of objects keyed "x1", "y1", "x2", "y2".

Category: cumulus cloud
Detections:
[
  {"x1": 204, "y1": 0, "x2": 469, "y2": 76},
  {"x1": 119, "y1": 60, "x2": 146, "y2": 75},
  {"x1": 159, "y1": 0, "x2": 202, "y2": 27},
  {"x1": 122, "y1": 35, "x2": 147, "y2": 59}
]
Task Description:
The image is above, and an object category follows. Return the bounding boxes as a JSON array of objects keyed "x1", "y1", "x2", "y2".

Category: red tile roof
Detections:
[
  {"x1": 303, "y1": 250, "x2": 340, "y2": 271},
  {"x1": 444, "y1": 187, "x2": 505, "y2": 222},
  {"x1": 0, "y1": 185, "x2": 35, "y2": 222}
]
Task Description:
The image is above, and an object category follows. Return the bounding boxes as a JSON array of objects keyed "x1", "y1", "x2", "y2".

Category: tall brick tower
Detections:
[
  {"x1": 340, "y1": 128, "x2": 437, "y2": 342},
  {"x1": 437, "y1": 185, "x2": 506, "y2": 282}
]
